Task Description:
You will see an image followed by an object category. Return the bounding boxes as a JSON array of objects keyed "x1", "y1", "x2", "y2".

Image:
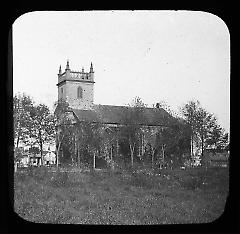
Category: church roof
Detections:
[{"x1": 72, "y1": 104, "x2": 176, "y2": 127}]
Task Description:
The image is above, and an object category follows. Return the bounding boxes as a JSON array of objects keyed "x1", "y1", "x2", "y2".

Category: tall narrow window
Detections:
[
  {"x1": 61, "y1": 88, "x2": 63, "y2": 98},
  {"x1": 77, "y1": 86, "x2": 83, "y2": 99}
]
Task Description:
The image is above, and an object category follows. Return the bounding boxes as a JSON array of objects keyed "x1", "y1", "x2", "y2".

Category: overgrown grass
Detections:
[{"x1": 14, "y1": 166, "x2": 229, "y2": 224}]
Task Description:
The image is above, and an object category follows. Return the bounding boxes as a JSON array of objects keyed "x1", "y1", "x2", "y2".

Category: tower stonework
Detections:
[{"x1": 57, "y1": 60, "x2": 95, "y2": 110}]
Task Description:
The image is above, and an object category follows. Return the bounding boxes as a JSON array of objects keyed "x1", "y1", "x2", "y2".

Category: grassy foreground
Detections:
[{"x1": 14, "y1": 166, "x2": 229, "y2": 224}]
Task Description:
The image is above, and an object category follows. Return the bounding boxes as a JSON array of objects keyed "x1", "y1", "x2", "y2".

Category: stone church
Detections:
[{"x1": 56, "y1": 60, "x2": 178, "y2": 167}]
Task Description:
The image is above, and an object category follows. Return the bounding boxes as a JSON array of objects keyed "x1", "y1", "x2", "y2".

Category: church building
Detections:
[
  {"x1": 57, "y1": 60, "x2": 175, "y2": 126},
  {"x1": 56, "y1": 60, "x2": 179, "y2": 167}
]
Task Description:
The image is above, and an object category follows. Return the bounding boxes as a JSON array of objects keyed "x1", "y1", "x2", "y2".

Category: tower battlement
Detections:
[{"x1": 57, "y1": 61, "x2": 94, "y2": 86}]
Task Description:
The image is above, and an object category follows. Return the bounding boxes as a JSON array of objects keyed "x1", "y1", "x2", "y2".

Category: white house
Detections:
[
  {"x1": 19, "y1": 154, "x2": 29, "y2": 167},
  {"x1": 43, "y1": 151, "x2": 56, "y2": 165}
]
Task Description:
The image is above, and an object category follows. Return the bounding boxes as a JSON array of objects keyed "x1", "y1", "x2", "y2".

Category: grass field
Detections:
[{"x1": 14, "y1": 166, "x2": 229, "y2": 224}]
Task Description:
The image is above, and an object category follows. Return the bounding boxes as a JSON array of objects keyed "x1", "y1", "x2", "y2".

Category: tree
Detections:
[
  {"x1": 205, "y1": 123, "x2": 229, "y2": 151},
  {"x1": 181, "y1": 100, "x2": 228, "y2": 159},
  {"x1": 181, "y1": 100, "x2": 200, "y2": 157},
  {"x1": 13, "y1": 93, "x2": 57, "y2": 166},
  {"x1": 54, "y1": 99, "x2": 73, "y2": 166},
  {"x1": 195, "y1": 107, "x2": 215, "y2": 157},
  {"x1": 74, "y1": 121, "x2": 106, "y2": 170},
  {"x1": 216, "y1": 132, "x2": 229, "y2": 151},
  {"x1": 120, "y1": 97, "x2": 146, "y2": 168},
  {"x1": 28, "y1": 103, "x2": 55, "y2": 163},
  {"x1": 98, "y1": 125, "x2": 120, "y2": 170},
  {"x1": 29, "y1": 146, "x2": 40, "y2": 155},
  {"x1": 13, "y1": 93, "x2": 34, "y2": 148},
  {"x1": 146, "y1": 127, "x2": 161, "y2": 168},
  {"x1": 87, "y1": 123, "x2": 105, "y2": 170},
  {"x1": 152, "y1": 101, "x2": 191, "y2": 167},
  {"x1": 54, "y1": 99, "x2": 116, "y2": 169},
  {"x1": 156, "y1": 100, "x2": 181, "y2": 119}
]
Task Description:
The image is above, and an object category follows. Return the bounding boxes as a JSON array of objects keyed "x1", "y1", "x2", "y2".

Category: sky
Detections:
[{"x1": 13, "y1": 11, "x2": 230, "y2": 133}]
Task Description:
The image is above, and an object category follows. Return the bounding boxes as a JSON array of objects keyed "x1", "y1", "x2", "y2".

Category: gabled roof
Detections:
[{"x1": 72, "y1": 104, "x2": 176, "y2": 127}]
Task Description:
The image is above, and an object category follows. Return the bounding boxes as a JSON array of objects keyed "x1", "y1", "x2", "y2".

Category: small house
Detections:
[
  {"x1": 43, "y1": 151, "x2": 56, "y2": 165},
  {"x1": 29, "y1": 153, "x2": 42, "y2": 166},
  {"x1": 18, "y1": 154, "x2": 30, "y2": 167}
]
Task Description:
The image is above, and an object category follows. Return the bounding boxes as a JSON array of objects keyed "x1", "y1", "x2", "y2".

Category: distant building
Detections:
[
  {"x1": 43, "y1": 151, "x2": 56, "y2": 165},
  {"x1": 29, "y1": 153, "x2": 42, "y2": 166},
  {"x1": 18, "y1": 154, "x2": 29, "y2": 167},
  {"x1": 56, "y1": 60, "x2": 177, "y2": 124}
]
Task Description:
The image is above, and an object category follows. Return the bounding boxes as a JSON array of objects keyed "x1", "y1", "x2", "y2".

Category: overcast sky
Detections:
[{"x1": 13, "y1": 11, "x2": 230, "y2": 133}]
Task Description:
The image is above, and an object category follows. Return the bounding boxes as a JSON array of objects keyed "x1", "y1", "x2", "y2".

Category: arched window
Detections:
[
  {"x1": 60, "y1": 88, "x2": 63, "y2": 98},
  {"x1": 77, "y1": 86, "x2": 83, "y2": 99}
]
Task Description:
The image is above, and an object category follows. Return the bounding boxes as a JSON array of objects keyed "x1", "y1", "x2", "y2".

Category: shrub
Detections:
[
  {"x1": 50, "y1": 171, "x2": 69, "y2": 188},
  {"x1": 25, "y1": 166, "x2": 49, "y2": 182},
  {"x1": 127, "y1": 173, "x2": 154, "y2": 189},
  {"x1": 29, "y1": 166, "x2": 49, "y2": 182}
]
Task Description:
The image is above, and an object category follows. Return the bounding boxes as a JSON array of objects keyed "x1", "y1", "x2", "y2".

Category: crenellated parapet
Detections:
[
  {"x1": 69, "y1": 71, "x2": 93, "y2": 81},
  {"x1": 57, "y1": 60, "x2": 94, "y2": 87}
]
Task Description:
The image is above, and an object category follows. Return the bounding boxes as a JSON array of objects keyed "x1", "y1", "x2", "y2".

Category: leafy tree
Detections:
[
  {"x1": 217, "y1": 132, "x2": 229, "y2": 151},
  {"x1": 53, "y1": 99, "x2": 74, "y2": 166},
  {"x1": 86, "y1": 123, "x2": 105, "y2": 169},
  {"x1": 97, "y1": 125, "x2": 120, "y2": 170},
  {"x1": 14, "y1": 147, "x2": 24, "y2": 163},
  {"x1": 156, "y1": 100, "x2": 181, "y2": 119},
  {"x1": 54, "y1": 99, "x2": 115, "y2": 169},
  {"x1": 73, "y1": 122, "x2": 94, "y2": 167},
  {"x1": 13, "y1": 93, "x2": 56, "y2": 166},
  {"x1": 195, "y1": 107, "x2": 216, "y2": 157},
  {"x1": 181, "y1": 100, "x2": 200, "y2": 157},
  {"x1": 205, "y1": 123, "x2": 228, "y2": 151},
  {"x1": 73, "y1": 121, "x2": 107, "y2": 169},
  {"x1": 120, "y1": 97, "x2": 146, "y2": 168},
  {"x1": 147, "y1": 127, "x2": 161, "y2": 168},
  {"x1": 29, "y1": 146, "x2": 40, "y2": 155},
  {"x1": 159, "y1": 122, "x2": 191, "y2": 167},
  {"x1": 146, "y1": 101, "x2": 190, "y2": 168},
  {"x1": 181, "y1": 100, "x2": 229, "y2": 159},
  {"x1": 28, "y1": 103, "x2": 54, "y2": 162},
  {"x1": 13, "y1": 93, "x2": 34, "y2": 148}
]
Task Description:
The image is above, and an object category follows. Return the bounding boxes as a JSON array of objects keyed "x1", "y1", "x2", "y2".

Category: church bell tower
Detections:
[{"x1": 56, "y1": 60, "x2": 95, "y2": 110}]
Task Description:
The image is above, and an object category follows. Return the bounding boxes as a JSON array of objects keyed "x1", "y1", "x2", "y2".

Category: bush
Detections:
[
  {"x1": 27, "y1": 166, "x2": 49, "y2": 182},
  {"x1": 127, "y1": 173, "x2": 154, "y2": 189},
  {"x1": 50, "y1": 171, "x2": 69, "y2": 187}
]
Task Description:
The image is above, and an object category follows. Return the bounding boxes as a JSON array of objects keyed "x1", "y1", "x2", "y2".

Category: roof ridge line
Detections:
[{"x1": 93, "y1": 104, "x2": 163, "y2": 110}]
